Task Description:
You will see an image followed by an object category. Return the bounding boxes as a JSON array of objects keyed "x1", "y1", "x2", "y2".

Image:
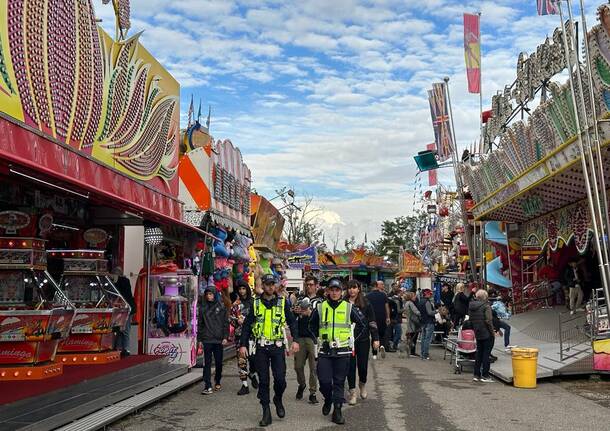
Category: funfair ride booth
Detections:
[
  {"x1": 49, "y1": 247, "x2": 130, "y2": 365},
  {"x1": 0, "y1": 235, "x2": 74, "y2": 381},
  {"x1": 178, "y1": 120, "x2": 254, "y2": 350},
  {"x1": 0, "y1": 1, "x2": 207, "y2": 424},
  {"x1": 461, "y1": 4, "x2": 610, "y2": 379}
]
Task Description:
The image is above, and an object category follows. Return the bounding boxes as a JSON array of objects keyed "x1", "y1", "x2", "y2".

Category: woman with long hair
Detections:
[{"x1": 345, "y1": 280, "x2": 379, "y2": 405}]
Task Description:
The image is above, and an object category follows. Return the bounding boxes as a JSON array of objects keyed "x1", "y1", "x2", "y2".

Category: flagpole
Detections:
[
  {"x1": 478, "y1": 11, "x2": 484, "y2": 156},
  {"x1": 444, "y1": 77, "x2": 476, "y2": 282}
]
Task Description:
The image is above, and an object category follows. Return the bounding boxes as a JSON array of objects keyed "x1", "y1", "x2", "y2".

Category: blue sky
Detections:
[{"x1": 96, "y1": 0, "x2": 595, "y2": 244}]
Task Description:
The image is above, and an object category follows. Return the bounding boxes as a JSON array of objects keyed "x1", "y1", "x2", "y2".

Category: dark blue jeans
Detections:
[
  {"x1": 203, "y1": 343, "x2": 223, "y2": 389},
  {"x1": 420, "y1": 323, "x2": 435, "y2": 359},
  {"x1": 392, "y1": 322, "x2": 402, "y2": 348},
  {"x1": 496, "y1": 320, "x2": 511, "y2": 347},
  {"x1": 474, "y1": 337, "x2": 494, "y2": 378}
]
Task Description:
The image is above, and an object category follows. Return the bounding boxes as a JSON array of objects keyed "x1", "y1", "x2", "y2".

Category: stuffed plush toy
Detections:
[
  {"x1": 211, "y1": 227, "x2": 229, "y2": 257},
  {"x1": 259, "y1": 252, "x2": 273, "y2": 275},
  {"x1": 233, "y1": 233, "x2": 253, "y2": 262}
]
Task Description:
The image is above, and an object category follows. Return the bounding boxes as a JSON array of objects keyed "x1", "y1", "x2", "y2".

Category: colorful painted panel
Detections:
[
  {"x1": 0, "y1": 1, "x2": 179, "y2": 193},
  {"x1": 521, "y1": 200, "x2": 591, "y2": 253}
]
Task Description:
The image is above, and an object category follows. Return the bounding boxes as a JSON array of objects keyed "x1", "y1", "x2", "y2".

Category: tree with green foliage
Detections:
[{"x1": 371, "y1": 213, "x2": 428, "y2": 263}]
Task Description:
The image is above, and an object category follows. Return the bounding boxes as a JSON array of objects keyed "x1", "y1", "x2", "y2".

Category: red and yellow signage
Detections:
[{"x1": 0, "y1": 1, "x2": 180, "y2": 193}]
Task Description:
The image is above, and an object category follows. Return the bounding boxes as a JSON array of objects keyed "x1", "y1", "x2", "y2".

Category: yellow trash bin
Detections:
[{"x1": 511, "y1": 347, "x2": 538, "y2": 388}]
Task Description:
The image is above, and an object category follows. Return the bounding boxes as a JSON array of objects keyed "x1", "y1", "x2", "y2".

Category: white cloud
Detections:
[{"x1": 103, "y1": 0, "x2": 578, "y2": 243}]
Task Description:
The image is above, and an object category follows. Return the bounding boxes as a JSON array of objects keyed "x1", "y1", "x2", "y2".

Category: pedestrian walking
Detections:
[
  {"x1": 388, "y1": 283, "x2": 404, "y2": 351},
  {"x1": 345, "y1": 280, "x2": 379, "y2": 405},
  {"x1": 111, "y1": 266, "x2": 136, "y2": 357},
  {"x1": 403, "y1": 291, "x2": 421, "y2": 357},
  {"x1": 292, "y1": 275, "x2": 322, "y2": 404},
  {"x1": 366, "y1": 280, "x2": 390, "y2": 358},
  {"x1": 230, "y1": 280, "x2": 258, "y2": 395},
  {"x1": 468, "y1": 289, "x2": 495, "y2": 383},
  {"x1": 239, "y1": 274, "x2": 300, "y2": 427},
  {"x1": 306, "y1": 278, "x2": 361, "y2": 425},
  {"x1": 198, "y1": 287, "x2": 229, "y2": 394},
  {"x1": 417, "y1": 287, "x2": 436, "y2": 360}
]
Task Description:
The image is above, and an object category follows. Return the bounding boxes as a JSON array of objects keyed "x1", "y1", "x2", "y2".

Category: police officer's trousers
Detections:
[
  {"x1": 253, "y1": 345, "x2": 286, "y2": 406},
  {"x1": 317, "y1": 355, "x2": 350, "y2": 405}
]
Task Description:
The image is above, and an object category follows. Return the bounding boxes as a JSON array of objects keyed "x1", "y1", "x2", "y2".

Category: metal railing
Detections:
[
  {"x1": 558, "y1": 309, "x2": 591, "y2": 361},
  {"x1": 512, "y1": 281, "x2": 553, "y2": 314}
]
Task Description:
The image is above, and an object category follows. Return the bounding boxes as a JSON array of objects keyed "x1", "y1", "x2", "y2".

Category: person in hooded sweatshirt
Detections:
[
  {"x1": 198, "y1": 287, "x2": 230, "y2": 394},
  {"x1": 231, "y1": 280, "x2": 258, "y2": 395},
  {"x1": 468, "y1": 289, "x2": 495, "y2": 383}
]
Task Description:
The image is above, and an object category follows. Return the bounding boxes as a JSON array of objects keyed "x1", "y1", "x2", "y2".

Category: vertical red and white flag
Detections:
[
  {"x1": 537, "y1": 0, "x2": 558, "y2": 16},
  {"x1": 427, "y1": 143, "x2": 438, "y2": 186},
  {"x1": 463, "y1": 13, "x2": 481, "y2": 94}
]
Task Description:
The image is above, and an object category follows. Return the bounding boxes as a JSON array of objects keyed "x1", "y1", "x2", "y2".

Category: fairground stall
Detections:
[
  {"x1": 0, "y1": 1, "x2": 203, "y2": 429},
  {"x1": 178, "y1": 117, "x2": 253, "y2": 351},
  {"x1": 318, "y1": 248, "x2": 397, "y2": 288},
  {"x1": 461, "y1": 3, "x2": 610, "y2": 381}
]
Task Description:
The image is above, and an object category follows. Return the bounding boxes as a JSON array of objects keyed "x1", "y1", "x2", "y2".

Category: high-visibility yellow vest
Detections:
[
  {"x1": 252, "y1": 296, "x2": 286, "y2": 341},
  {"x1": 318, "y1": 300, "x2": 352, "y2": 348}
]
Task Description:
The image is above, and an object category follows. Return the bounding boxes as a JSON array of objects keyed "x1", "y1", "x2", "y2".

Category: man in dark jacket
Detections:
[
  {"x1": 417, "y1": 287, "x2": 436, "y2": 360},
  {"x1": 468, "y1": 289, "x2": 495, "y2": 383},
  {"x1": 198, "y1": 287, "x2": 229, "y2": 394},
  {"x1": 111, "y1": 267, "x2": 136, "y2": 358}
]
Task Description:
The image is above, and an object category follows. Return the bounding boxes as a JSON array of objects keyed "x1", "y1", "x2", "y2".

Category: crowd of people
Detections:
[{"x1": 195, "y1": 275, "x2": 514, "y2": 427}]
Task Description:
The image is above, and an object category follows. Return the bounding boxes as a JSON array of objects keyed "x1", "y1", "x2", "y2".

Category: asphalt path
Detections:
[{"x1": 112, "y1": 345, "x2": 610, "y2": 431}]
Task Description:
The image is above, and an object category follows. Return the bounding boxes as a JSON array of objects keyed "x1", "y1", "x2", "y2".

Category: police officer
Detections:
[
  {"x1": 240, "y1": 274, "x2": 300, "y2": 427},
  {"x1": 306, "y1": 278, "x2": 359, "y2": 425}
]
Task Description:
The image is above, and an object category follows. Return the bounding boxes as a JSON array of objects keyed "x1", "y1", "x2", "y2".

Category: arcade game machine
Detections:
[
  {"x1": 0, "y1": 235, "x2": 75, "y2": 381},
  {"x1": 50, "y1": 248, "x2": 130, "y2": 365},
  {"x1": 147, "y1": 271, "x2": 198, "y2": 367}
]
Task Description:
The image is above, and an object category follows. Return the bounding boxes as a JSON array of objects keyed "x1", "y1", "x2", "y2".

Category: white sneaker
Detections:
[
  {"x1": 473, "y1": 377, "x2": 480, "y2": 382},
  {"x1": 480, "y1": 377, "x2": 494, "y2": 383},
  {"x1": 380, "y1": 346, "x2": 386, "y2": 359},
  {"x1": 372, "y1": 355, "x2": 378, "y2": 360},
  {"x1": 201, "y1": 387, "x2": 213, "y2": 395},
  {"x1": 505, "y1": 347, "x2": 513, "y2": 353},
  {"x1": 570, "y1": 310, "x2": 575, "y2": 315}
]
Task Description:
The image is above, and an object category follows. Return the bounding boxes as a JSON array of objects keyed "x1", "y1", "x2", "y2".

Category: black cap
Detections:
[
  {"x1": 327, "y1": 278, "x2": 343, "y2": 290},
  {"x1": 262, "y1": 274, "x2": 277, "y2": 285}
]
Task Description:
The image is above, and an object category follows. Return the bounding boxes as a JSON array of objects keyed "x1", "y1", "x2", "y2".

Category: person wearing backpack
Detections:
[{"x1": 404, "y1": 292, "x2": 421, "y2": 357}]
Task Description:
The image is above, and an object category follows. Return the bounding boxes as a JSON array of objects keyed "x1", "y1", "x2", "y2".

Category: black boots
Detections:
[
  {"x1": 322, "y1": 400, "x2": 332, "y2": 416},
  {"x1": 296, "y1": 384, "x2": 306, "y2": 399},
  {"x1": 237, "y1": 385, "x2": 249, "y2": 396},
  {"x1": 250, "y1": 373, "x2": 259, "y2": 389},
  {"x1": 309, "y1": 393, "x2": 319, "y2": 404},
  {"x1": 259, "y1": 405, "x2": 272, "y2": 427},
  {"x1": 273, "y1": 396, "x2": 285, "y2": 418},
  {"x1": 332, "y1": 403, "x2": 345, "y2": 425}
]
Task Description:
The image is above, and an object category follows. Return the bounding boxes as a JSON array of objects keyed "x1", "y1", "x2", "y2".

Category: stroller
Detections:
[{"x1": 452, "y1": 326, "x2": 476, "y2": 374}]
